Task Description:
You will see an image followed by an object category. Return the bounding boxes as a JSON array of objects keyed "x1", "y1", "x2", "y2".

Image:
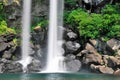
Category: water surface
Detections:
[{"x1": 0, "y1": 73, "x2": 120, "y2": 80}]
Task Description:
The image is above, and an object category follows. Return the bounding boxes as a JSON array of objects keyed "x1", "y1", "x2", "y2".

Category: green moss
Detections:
[{"x1": 0, "y1": 20, "x2": 16, "y2": 35}]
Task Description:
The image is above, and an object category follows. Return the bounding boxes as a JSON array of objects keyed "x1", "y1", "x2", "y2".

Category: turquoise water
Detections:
[{"x1": 0, "y1": 73, "x2": 120, "y2": 80}]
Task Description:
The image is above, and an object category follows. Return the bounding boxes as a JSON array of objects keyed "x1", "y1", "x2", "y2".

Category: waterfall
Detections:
[
  {"x1": 20, "y1": 0, "x2": 65, "y2": 73},
  {"x1": 20, "y1": 0, "x2": 32, "y2": 72},
  {"x1": 44, "y1": 0, "x2": 65, "y2": 72}
]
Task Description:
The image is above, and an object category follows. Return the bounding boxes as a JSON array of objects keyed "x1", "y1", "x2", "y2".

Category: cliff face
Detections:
[{"x1": 2, "y1": 0, "x2": 49, "y2": 28}]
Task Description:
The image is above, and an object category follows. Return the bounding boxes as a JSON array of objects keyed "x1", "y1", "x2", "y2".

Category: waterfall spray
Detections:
[{"x1": 21, "y1": 0, "x2": 32, "y2": 71}]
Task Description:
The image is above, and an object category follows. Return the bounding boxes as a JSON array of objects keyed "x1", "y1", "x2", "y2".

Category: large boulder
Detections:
[
  {"x1": 83, "y1": 43, "x2": 103, "y2": 65},
  {"x1": 107, "y1": 39, "x2": 120, "y2": 55},
  {"x1": 1, "y1": 59, "x2": 23, "y2": 73},
  {"x1": 31, "y1": 26, "x2": 46, "y2": 45},
  {"x1": 106, "y1": 56, "x2": 120, "y2": 68},
  {"x1": 65, "y1": 58, "x2": 81, "y2": 72},
  {"x1": 89, "y1": 39, "x2": 114, "y2": 55},
  {"x1": 27, "y1": 59, "x2": 41, "y2": 73},
  {"x1": 0, "y1": 42, "x2": 8, "y2": 52},
  {"x1": 64, "y1": 41, "x2": 81, "y2": 55},
  {"x1": 64, "y1": 29, "x2": 78, "y2": 41},
  {"x1": 114, "y1": 69, "x2": 120, "y2": 76},
  {"x1": 90, "y1": 64, "x2": 114, "y2": 74},
  {"x1": 0, "y1": 34, "x2": 17, "y2": 60}
]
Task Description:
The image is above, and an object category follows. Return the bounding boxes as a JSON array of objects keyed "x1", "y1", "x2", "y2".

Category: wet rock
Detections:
[
  {"x1": 66, "y1": 59, "x2": 81, "y2": 72},
  {"x1": 0, "y1": 63, "x2": 3, "y2": 73},
  {"x1": 2, "y1": 51, "x2": 12, "y2": 59},
  {"x1": 2, "y1": 46, "x2": 16, "y2": 59},
  {"x1": 12, "y1": 46, "x2": 21, "y2": 61},
  {"x1": 66, "y1": 31, "x2": 78, "y2": 41},
  {"x1": 114, "y1": 69, "x2": 120, "y2": 76},
  {"x1": 63, "y1": 28, "x2": 78, "y2": 41},
  {"x1": 0, "y1": 42, "x2": 8, "y2": 52},
  {"x1": 4, "y1": 34, "x2": 16, "y2": 42},
  {"x1": 27, "y1": 59, "x2": 41, "y2": 73},
  {"x1": 0, "y1": 36, "x2": 7, "y2": 42},
  {"x1": 2, "y1": 62, "x2": 23, "y2": 73},
  {"x1": 90, "y1": 64, "x2": 114, "y2": 74},
  {"x1": 64, "y1": 41, "x2": 81, "y2": 55},
  {"x1": 31, "y1": 27, "x2": 46, "y2": 45},
  {"x1": 66, "y1": 54, "x2": 76, "y2": 60},
  {"x1": 32, "y1": 0, "x2": 49, "y2": 16}
]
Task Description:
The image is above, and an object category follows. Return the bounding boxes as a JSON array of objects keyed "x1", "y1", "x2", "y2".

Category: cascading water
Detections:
[
  {"x1": 44, "y1": 0, "x2": 65, "y2": 72},
  {"x1": 20, "y1": 0, "x2": 32, "y2": 72},
  {"x1": 20, "y1": 0, "x2": 65, "y2": 73}
]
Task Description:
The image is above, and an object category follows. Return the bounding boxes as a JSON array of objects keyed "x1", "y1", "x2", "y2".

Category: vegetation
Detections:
[
  {"x1": 65, "y1": 4, "x2": 120, "y2": 41},
  {"x1": 0, "y1": 20, "x2": 16, "y2": 35},
  {"x1": 0, "y1": 2, "x2": 16, "y2": 35},
  {"x1": 31, "y1": 17, "x2": 48, "y2": 31}
]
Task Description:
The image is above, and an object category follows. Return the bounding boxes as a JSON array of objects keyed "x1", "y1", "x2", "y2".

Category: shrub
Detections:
[
  {"x1": 65, "y1": 4, "x2": 120, "y2": 41},
  {"x1": 0, "y1": 20, "x2": 16, "y2": 35}
]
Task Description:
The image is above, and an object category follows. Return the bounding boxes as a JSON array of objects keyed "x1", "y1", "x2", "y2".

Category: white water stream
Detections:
[
  {"x1": 20, "y1": 0, "x2": 65, "y2": 72},
  {"x1": 20, "y1": 0, "x2": 32, "y2": 72},
  {"x1": 44, "y1": 0, "x2": 65, "y2": 72}
]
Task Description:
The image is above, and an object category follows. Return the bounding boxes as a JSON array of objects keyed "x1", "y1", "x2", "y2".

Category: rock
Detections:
[
  {"x1": 82, "y1": 52, "x2": 103, "y2": 65},
  {"x1": 64, "y1": 28, "x2": 78, "y2": 41},
  {"x1": 114, "y1": 69, "x2": 120, "y2": 76},
  {"x1": 66, "y1": 59, "x2": 81, "y2": 72},
  {"x1": 66, "y1": 54, "x2": 76, "y2": 60},
  {"x1": 27, "y1": 59, "x2": 41, "y2": 73},
  {"x1": 90, "y1": 64, "x2": 114, "y2": 74},
  {"x1": 12, "y1": 46, "x2": 21, "y2": 61},
  {"x1": 66, "y1": 31, "x2": 78, "y2": 41},
  {"x1": 2, "y1": 62, "x2": 23, "y2": 73},
  {"x1": 33, "y1": 26, "x2": 42, "y2": 33},
  {"x1": 102, "y1": 55, "x2": 109, "y2": 66},
  {"x1": 82, "y1": 46, "x2": 103, "y2": 65},
  {"x1": 64, "y1": 41, "x2": 81, "y2": 55},
  {"x1": 77, "y1": 50, "x2": 90, "y2": 57},
  {"x1": 85, "y1": 43, "x2": 97, "y2": 53},
  {"x1": 89, "y1": 39, "x2": 97, "y2": 47},
  {"x1": 107, "y1": 56, "x2": 120, "y2": 68},
  {"x1": 107, "y1": 39, "x2": 120, "y2": 50},
  {"x1": 84, "y1": 43, "x2": 103, "y2": 64},
  {"x1": 89, "y1": 39, "x2": 114, "y2": 55},
  {"x1": 31, "y1": 28, "x2": 46, "y2": 45},
  {"x1": 2, "y1": 47, "x2": 16, "y2": 59},
  {"x1": 4, "y1": 34, "x2": 16, "y2": 42},
  {"x1": 0, "y1": 36, "x2": 6, "y2": 42},
  {"x1": 107, "y1": 39, "x2": 120, "y2": 55},
  {"x1": 2, "y1": 51, "x2": 12, "y2": 59},
  {"x1": 0, "y1": 42, "x2": 8, "y2": 52}
]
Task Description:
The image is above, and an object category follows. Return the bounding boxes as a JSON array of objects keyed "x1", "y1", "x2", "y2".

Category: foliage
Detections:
[
  {"x1": 101, "y1": 4, "x2": 120, "y2": 14},
  {"x1": 0, "y1": 20, "x2": 16, "y2": 35},
  {"x1": 65, "y1": 4, "x2": 120, "y2": 41},
  {"x1": 31, "y1": 17, "x2": 48, "y2": 31}
]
